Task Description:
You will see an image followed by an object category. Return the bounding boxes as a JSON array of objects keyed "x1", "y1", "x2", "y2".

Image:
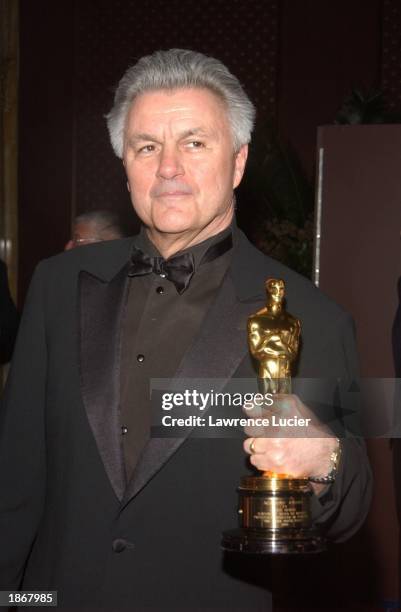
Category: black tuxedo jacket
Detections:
[{"x1": 0, "y1": 229, "x2": 371, "y2": 610}]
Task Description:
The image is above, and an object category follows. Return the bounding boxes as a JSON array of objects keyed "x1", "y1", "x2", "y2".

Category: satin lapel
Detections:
[
  {"x1": 78, "y1": 264, "x2": 130, "y2": 501},
  {"x1": 119, "y1": 275, "x2": 259, "y2": 510}
]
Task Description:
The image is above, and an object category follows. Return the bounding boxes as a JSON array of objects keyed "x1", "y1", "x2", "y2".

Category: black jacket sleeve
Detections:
[
  {"x1": 0, "y1": 263, "x2": 47, "y2": 589},
  {"x1": 310, "y1": 312, "x2": 373, "y2": 541}
]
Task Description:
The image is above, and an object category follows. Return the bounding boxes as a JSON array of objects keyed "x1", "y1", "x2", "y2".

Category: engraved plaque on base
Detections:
[{"x1": 222, "y1": 476, "x2": 325, "y2": 554}]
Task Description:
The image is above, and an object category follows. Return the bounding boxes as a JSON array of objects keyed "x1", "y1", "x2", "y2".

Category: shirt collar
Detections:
[{"x1": 134, "y1": 223, "x2": 233, "y2": 272}]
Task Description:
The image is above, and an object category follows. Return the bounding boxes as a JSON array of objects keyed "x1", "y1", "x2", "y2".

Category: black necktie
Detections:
[{"x1": 128, "y1": 233, "x2": 233, "y2": 294}]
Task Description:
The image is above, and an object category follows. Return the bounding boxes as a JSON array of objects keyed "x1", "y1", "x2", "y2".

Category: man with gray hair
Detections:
[{"x1": 0, "y1": 49, "x2": 371, "y2": 610}]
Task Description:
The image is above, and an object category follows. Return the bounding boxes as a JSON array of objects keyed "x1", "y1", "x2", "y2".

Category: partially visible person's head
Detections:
[
  {"x1": 106, "y1": 49, "x2": 255, "y2": 249},
  {"x1": 65, "y1": 210, "x2": 126, "y2": 250}
]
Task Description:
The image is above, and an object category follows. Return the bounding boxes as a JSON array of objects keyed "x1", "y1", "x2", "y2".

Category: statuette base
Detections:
[{"x1": 222, "y1": 476, "x2": 326, "y2": 554}]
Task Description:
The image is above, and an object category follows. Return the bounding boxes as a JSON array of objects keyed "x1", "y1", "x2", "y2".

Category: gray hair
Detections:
[
  {"x1": 106, "y1": 48, "x2": 256, "y2": 158},
  {"x1": 74, "y1": 210, "x2": 126, "y2": 239}
]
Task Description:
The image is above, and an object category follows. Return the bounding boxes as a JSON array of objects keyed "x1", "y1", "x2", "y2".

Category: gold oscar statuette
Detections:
[{"x1": 222, "y1": 278, "x2": 326, "y2": 554}]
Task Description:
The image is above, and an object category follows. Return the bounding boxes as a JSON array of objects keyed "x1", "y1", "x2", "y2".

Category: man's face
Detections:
[{"x1": 122, "y1": 87, "x2": 248, "y2": 239}]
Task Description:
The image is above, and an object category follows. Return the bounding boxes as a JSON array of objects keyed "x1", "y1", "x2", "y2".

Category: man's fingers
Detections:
[{"x1": 243, "y1": 436, "x2": 339, "y2": 478}]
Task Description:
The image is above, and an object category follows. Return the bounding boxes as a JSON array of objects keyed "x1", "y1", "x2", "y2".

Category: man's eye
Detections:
[
  {"x1": 138, "y1": 144, "x2": 155, "y2": 153},
  {"x1": 187, "y1": 141, "x2": 205, "y2": 148}
]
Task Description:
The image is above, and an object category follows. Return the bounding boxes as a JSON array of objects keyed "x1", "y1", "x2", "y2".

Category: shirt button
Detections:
[
  {"x1": 112, "y1": 539, "x2": 127, "y2": 553},
  {"x1": 137, "y1": 354, "x2": 145, "y2": 363},
  {"x1": 121, "y1": 426, "x2": 128, "y2": 435},
  {"x1": 156, "y1": 286, "x2": 164, "y2": 294}
]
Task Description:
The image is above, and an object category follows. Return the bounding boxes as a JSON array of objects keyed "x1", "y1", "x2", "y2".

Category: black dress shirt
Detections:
[{"x1": 120, "y1": 226, "x2": 233, "y2": 480}]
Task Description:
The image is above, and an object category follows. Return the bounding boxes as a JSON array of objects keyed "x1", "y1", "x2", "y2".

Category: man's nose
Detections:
[{"x1": 156, "y1": 146, "x2": 184, "y2": 179}]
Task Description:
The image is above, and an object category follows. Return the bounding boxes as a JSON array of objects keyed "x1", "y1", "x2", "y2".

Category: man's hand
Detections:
[{"x1": 243, "y1": 394, "x2": 340, "y2": 494}]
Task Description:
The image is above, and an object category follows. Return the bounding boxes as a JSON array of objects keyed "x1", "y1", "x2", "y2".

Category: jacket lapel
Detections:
[
  {"x1": 119, "y1": 273, "x2": 261, "y2": 510},
  {"x1": 78, "y1": 263, "x2": 130, "y2": 501}
]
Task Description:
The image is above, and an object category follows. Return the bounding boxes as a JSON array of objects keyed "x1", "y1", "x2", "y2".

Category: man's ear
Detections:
[{"x1": 233, "y1": 144, "x2": 248, "y2": 189}]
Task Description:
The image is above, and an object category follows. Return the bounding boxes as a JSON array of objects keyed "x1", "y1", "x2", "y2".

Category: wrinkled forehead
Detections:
[{"x1": 125, "y1": 86, "x2": 230, "y2": 131}]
